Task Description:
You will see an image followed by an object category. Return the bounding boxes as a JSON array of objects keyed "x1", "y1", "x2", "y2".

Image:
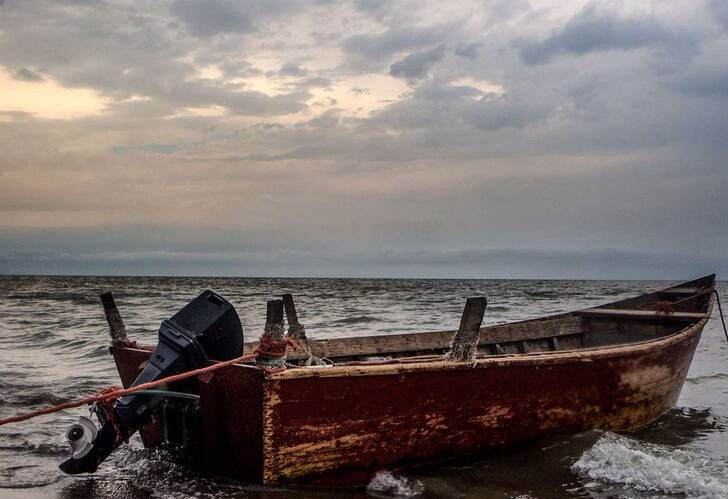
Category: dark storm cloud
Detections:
[
  {"x1": 519, "y1": 4, "x2": 677, "y2": 65},
  {"x1": 389, "y1": 44, "x2": 446, "y2": 82},
  {"x1": 12, "y1": 67, "x2": 44, "y2": 82}
]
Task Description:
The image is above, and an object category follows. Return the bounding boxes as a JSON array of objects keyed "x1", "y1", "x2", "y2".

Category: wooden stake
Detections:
[
  {"x1": 281, "y1": 293, "x2": 299, "y2": 325},
  {"x1": 100, "y1": 292, "x2": 129, "y2": 345},
  {"x1": 444, "y1": 297, "x2": 487, "y2": 363},
  {"x1": 263, "y1": 299, "x2": 285, "y2": 345},
  {"x1": 281, "y1": 293, "x2": 326, "y2": 366},
  {"x1": 282, "y1": 293, "x2": 306, "y2": 339},
  {"x1": 257, "y1": 300, "x2": 286, "y2": 368}
]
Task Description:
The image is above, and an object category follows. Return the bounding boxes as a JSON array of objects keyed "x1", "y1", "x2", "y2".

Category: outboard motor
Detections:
[{"x1": 60, "y1": 290, "x2": 243, "y2": 474}]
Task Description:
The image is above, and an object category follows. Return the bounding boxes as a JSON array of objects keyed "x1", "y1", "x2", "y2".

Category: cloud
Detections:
[
  {"x1": 170, "y1": 0, "x2": 253, "y2": 37},
  {"x1": 352, "y1": 0, "x2": 391, "y2": 20},
  {"x1": 169, "y1": 0, "x2": 297, "y2": 37},
  {"x1": 297, "y1": 76, "x2": 332, "y2": 88},
  {"x1": 12, "y1": 67, "x2": 44, "y2": 82},
  {"x1": 675, "y1": 67, "x2": 728, "y2": 97},
  {"x1": 367, "y1": 80, "x2": 550, "y2": 134},
  {"x1": 464, "y1": 93, "x2": 552, "y2": 131},
  {"x1": 279, "y1": 61, "x2": 307, "y2": 77},
  {"x1": 389, "y1": 44, "x2": 446, "y2": 82},
  {"x1": 454, "y1": 42, "x2": 481, "y2": 59},
  {"x1": 0, "y1": 0, "x2": 727, "y2": 279},
  {"x1": 343, "y1": 23, "x2": 455, "y2": 59},
  {"x1": 2, "y1": 223, "x2": 726, "y2": 279},
  {"x1": 484, "y1": 0, "x2": 530, "y2": 27},
  {"x1": 707, "y1": 0, "x2": 728, "y2": 31},
  {"x1": 519, "y1": 4, "x2": 674, "y2": 65}
]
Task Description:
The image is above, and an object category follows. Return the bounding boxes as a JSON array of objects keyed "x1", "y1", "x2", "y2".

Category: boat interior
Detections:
[{"x1": 243, "y1": 275, "x2": 715, "y2": 365}]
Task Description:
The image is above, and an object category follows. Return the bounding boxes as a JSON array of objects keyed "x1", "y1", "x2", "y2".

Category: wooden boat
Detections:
[{"x1": 99, "y1": 276, "x2": 716, "y2": 486}]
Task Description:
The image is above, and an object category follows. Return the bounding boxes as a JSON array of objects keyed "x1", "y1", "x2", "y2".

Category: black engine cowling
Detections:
[{"x1": 59, "y1": 290, "x2": 243, "y2": 474}]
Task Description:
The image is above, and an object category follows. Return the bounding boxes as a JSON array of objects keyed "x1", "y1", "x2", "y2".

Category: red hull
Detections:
[{"x1": 112, "y1": 310, "x2": 708, "y2": 485}]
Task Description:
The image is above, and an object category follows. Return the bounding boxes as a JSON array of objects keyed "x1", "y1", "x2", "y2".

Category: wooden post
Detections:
[
  {"x1": 282, "y1": 293, "x2": 305, "y2": 339},
  {"x1": 281, "y1": 293, "x2": 326, "y2": 366},
  {"x1": 444, "y1": 297, "x2": 487, "y2": 363},
  {"x1": 265, "y1": 299, "x2": 285, "y2": 337},
  {"x1": 100, "y1": 292, "x2": 129, "y2": 345},
  {"x1": 257, "y1": 300, "x2": 286, "y2": 368}
]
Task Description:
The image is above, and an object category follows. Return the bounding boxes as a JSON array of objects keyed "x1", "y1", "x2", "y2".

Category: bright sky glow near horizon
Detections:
[{"x1": 1, "y1": 0, "x2": 727, "y2": 279}]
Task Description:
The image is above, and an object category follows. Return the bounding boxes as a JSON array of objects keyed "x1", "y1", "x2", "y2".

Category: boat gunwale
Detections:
[
  {"x1": 114, "y1": 310, "x2": 712, "y2": 380},
  {"x1": 263, "y1": 296, "x2": 714, "y2": 380}
]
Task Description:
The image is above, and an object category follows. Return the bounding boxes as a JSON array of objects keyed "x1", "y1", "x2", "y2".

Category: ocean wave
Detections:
[
  {"x1": 687, "y1": 373, "x2": 728, "y2": 385},
  {"x1": 0, "y1": 441, "x2": 67, "y2": 458},
  {"x1": 1, "y1": 390, "x2": 69, "y2": 407},
  {"x1": 330, "y1": 315, "x2": 382, "y2": 325},
  {"x1": 572, "y1": 432, "x2": 728, "y2": 499}
]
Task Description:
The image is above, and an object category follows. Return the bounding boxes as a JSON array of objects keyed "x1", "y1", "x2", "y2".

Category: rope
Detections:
[
  {"x1": 94, "y1": 386, "x2": 125, "y2": 445},
  {"x1": 0, "y1": 351, "x2": 257, "y2": 427},
  {"x1": 714, "y1": 290, "x2": 728, "y2": 343},
  {"x1": 286, "y1": 333, "x2": 330, "y2": 367},
  {"x1": 255, "y1": 327, "x2": 292, "y2": 371},
  {"x1": 256, "y1": 333, "x2": 290, "y2": 358}
]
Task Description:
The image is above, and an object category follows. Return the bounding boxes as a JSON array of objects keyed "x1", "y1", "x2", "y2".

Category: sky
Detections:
[{"x1": 0, "y1": 0, "x2": 727, "y2": 279}]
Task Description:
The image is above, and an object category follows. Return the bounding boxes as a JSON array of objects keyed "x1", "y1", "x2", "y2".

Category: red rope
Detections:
[
  {"x1": 96, "y1": 386, "x2": 124, "y2": 444},
  {"x1": 257, "y1": 335, "x2": 296, "y2": 358},
  {"x1": 0, "y1": 352, "x2": 257, "y2": 427}
]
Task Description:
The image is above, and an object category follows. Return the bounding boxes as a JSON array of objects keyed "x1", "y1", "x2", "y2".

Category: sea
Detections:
[{"x1": 1, "y1": 275, "x2": 727, "y2": 499}]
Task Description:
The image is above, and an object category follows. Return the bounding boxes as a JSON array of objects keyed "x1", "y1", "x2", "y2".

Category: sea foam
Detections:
[
  {"x1": 572, "y1": 432, "x2": 728, "y2": 499},
  {"x1": 366, "y1": 470, "x2": 424, "y2": 497}
]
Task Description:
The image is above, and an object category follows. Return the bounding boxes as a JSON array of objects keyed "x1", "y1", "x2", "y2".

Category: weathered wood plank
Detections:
[
  {"x1": 243, "y1": 315, "x2": 586, "y2": 360},
  {"x1": 282, "y1": 293, "x2": 299, "y2": 325},
  {"x1": 100, "y1": 292, "x2": 128, "y2": 345},
  {"x1": 577, "y1": 309, "x2": 703, "y2": 321},
  {"x1": 444, "y1": 297, "x2": 487, "y2": 362}
]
